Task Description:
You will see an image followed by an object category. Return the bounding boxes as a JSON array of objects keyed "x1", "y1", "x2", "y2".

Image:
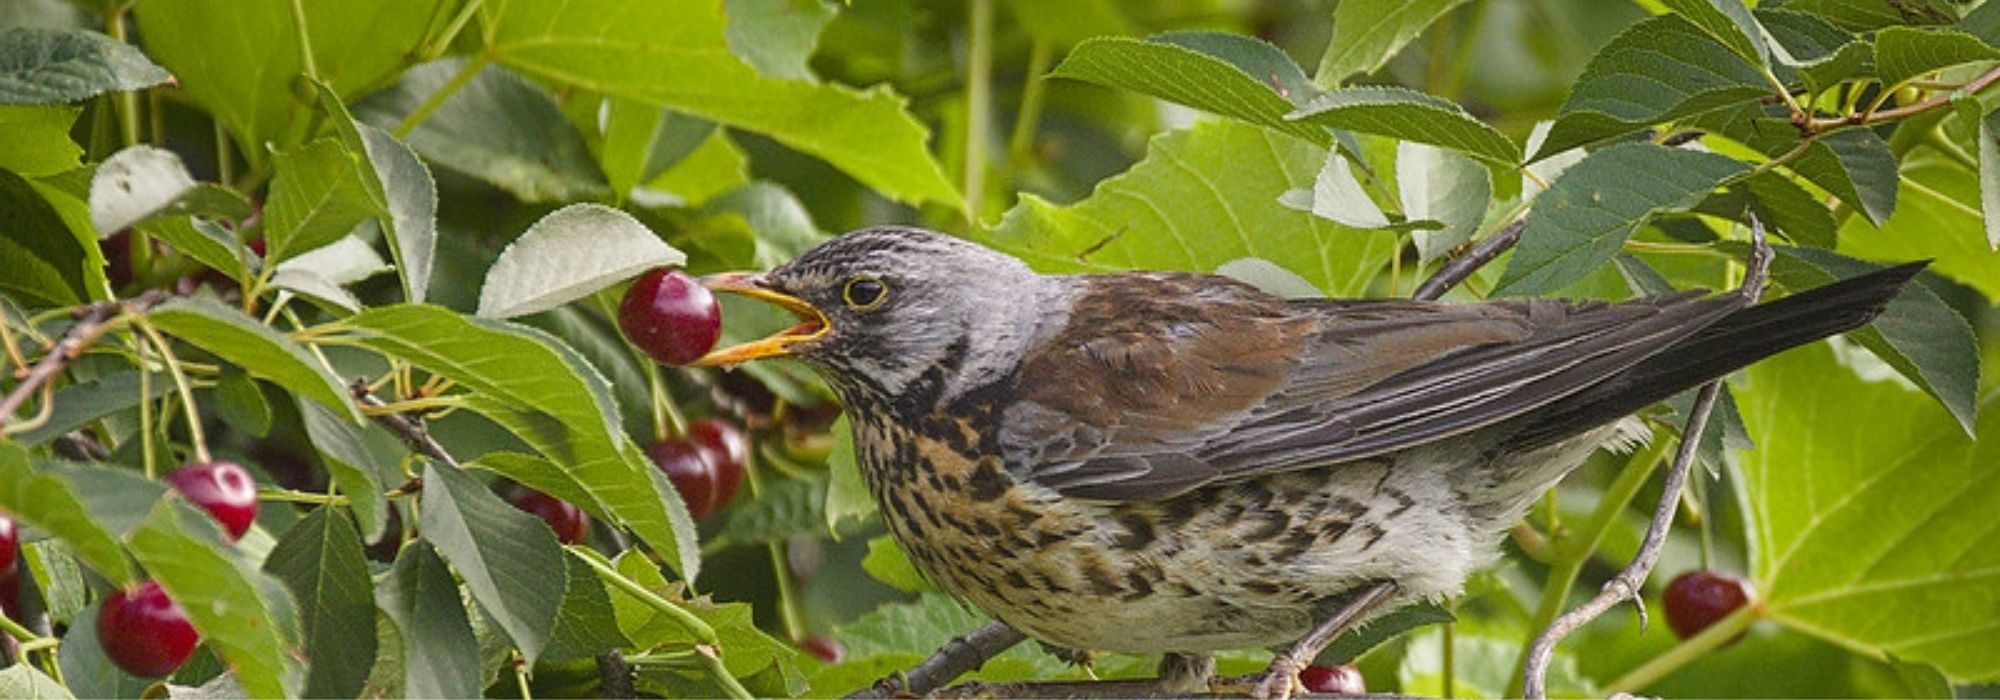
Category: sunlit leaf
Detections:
[
  {"x1": 476, "y1": 204, "x2": 685, "y2": 319},
  {"x1": 0, "y1": 105, "x2": 81, "y2": 176},
  {"x1": 1052, "y1": 33, "x2": 1324, "y2": 145},
  {"x1": 0, "y1": 26, "x2": 168, "y2": 104},
  {"x1": 1288, "y1": 86, "x2": 1520, "y2": 165},
  {"x1": 88, "y1": 145, "x2": 252, "y2": 235},
  {"x1": 1874, "y1": 27, "x2": 2000, "y2": 89},
  {"x1": 1314, "y1": 0, "x2": 1473, "y2": 86},
  {"x1": 145, "y1": 296, "x2": 360, "y2": 423},
  {"x1": 1533, "y1": 14, "x2": 1767, "y2": 159}
]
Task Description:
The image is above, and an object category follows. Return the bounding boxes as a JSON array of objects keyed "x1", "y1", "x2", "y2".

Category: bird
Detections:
[{"x1": 690, "y1": 225, "x2": 1922, "y2": 697}]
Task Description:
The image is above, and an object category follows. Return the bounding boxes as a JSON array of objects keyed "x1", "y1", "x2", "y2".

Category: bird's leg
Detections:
[
  {"x1": 1224, "y1": 581, "x2": 1397, "y2": 699},
  {"x1": 1157, "y1": 652, "x2": 1215, "y2": 693}
]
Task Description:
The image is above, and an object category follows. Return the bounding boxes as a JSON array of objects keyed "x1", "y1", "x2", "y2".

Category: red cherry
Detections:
[
  {"x1": 687, "y1": 418, "x2": 748, "y2": 510},
  {"x1": 1299, "y1": 664, "x2": 1365, "y2": 694},
  {"x1": 646, "y1": 440, "x2": 719, "y2": 519},
  {"x1": 0, "y1": 571, "x2": 19, "y2": 623},
  {"x1": 619, "y1": 268, "x2": 721, "y2": 366},
  {"x1": 1664, "y1": 570, "x2": 1754, "y2": 641},
  {"x1": 165, "y1": 461, "x2": 258, "y2": 541},
  {"x1": 800, "y1": 635, "x2": 844, "y2": 664},
  {"x1": 509, "y1": 490, "x2": 590, "y2": 544},
  {"x1": 97, "y1": 581, "x2": 199, "y2": 677},
  {"x1": 0, "y1": 512, "x2": 16, "y2": 575}
]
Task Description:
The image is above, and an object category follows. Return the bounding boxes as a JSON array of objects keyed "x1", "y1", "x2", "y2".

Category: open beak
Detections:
[{"x1": 689, "y1": 273, "x2": 830, "y2": 367}]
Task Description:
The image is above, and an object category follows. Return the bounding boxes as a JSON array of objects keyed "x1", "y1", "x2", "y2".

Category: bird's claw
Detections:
[{"x1": 1211, "y1": 653, "x2": 1303, "y2": 700}]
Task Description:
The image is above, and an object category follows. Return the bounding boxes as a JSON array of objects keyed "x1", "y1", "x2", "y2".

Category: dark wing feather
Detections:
[{"x1": 999, "y1": 273, "x2": 1747, "y2": 502}]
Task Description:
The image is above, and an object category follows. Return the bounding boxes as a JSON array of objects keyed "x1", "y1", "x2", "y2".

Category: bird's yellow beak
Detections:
[{"x1": 690, "y1": 273, "x2": 830, "y2": 367}]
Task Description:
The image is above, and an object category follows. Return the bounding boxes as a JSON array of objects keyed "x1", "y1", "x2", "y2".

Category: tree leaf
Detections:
[
  {"x1": 1288, "y1": 86, "x2": 1520, "y2": 165},
  {"x1": 1759, "y1": 9, "x2": 1873, "y2": 89},
  {"x1": 133, "y1": 0, "x2": 450, "y2": 156},
  {"x1": 0, "y1": 665, "x2": 75, "y2": 699},
  {"x1": 23, "y1": 540, "x2": 89, "y2": 626},
  {"x1": 476, "y1": 204, "x2": 686, "y2": 319},
  {"x1": 860, "y1": 534, "x2": 931, "y2": 593},
  {"x1": 1766, "y1": 246, "x2": 1978, "y2": 433},
  {"x1": 57, "y1": 602, "x2": 154, "y2": 699},
  {"x1": 263, "y1": 138, "x2": 377, "y2": 264},
  {"x1": 1874, "y1": 27, "x2": 2000, "y2": 89},
  {"x1": 342, "y1": 305, "x2": 700, "y2": 578},
  {"x1": 1692, "y1": 105, "x2": 1900, "y2": 226},
  {"x1": 480, "y1": 0, "x2": 959, "y2": 208},
  {"x1": 354, "y1": 59, "x2": 609, "y2": 204},
  {"x1": 822, "y1": 415, "x2": 874, "y2": 533},
  {"x1": 977, "y1": 120, "x2": 1400, "y2": 297},
  {"x1": 541, "y1": 554, "x2": 633, "y2": 662},
  {"x1": 1743, "y1": 172, "x2": 1838, "y2": 248},
  {"x1": 138, "y1": 217, "x2": 259, "y2": 287},
  {"x1": 1048, "y1": 33, "x2": 1324, "y2": 145},
  {"x1": 1659, "y1": 0, "x2": 1769, "y2": 67},
  {"x1": 127, "y1": 498, "x2": 302, "y2": 699},
  {"x1": 1319, "y1": 601, "x2": 1454, "y2": 665},
  {"x1": 212, "y1": 367, "x2": 271, "y2": 438},
  {"x1": 1215, "y1": 257, "x2": 1327, "y2": 299},
  {"x1": 723, "y1": 0, "x2": 836, "y2": 81},
  {"x1": 88, "y1": 145, "x2": 252, "y2": 235},
  {"x1": 0, "y1": 170, "x2": 89, "y2": 306},
  {"x1": 420, "y1": 461, "x2": 565, "y2": 664},
  {"x1": 1780, "y1": 0, "x2": 1960, "y2": 31},
  {"x1": 376, "y1": 541, "x2": 483, "y2": 699},
  {"x1": 9, "y1": 370, "x2": 169, "y2": 446},
  {"x1": 0, "y1": 26, "x2": 168, "y2": 104},
  {"x1": 1838, "y1": 160, "x2": 1998, "y2": 299},
  {"x1": 1533, "y1": 14, "x2": 1768, "y2": 159},
  {"x1": 0, "y1": 443, "x2": 142, "y2": 585},
  {"x1": 0, "y1": 105, "x2": 82, "y2": 176},
  {"x1": 262, "y1": 507, "x2": 376, "y2": 699},
  {"x1": 145, "y1": 296, "x2": 361, "y2": 423},
  {"x1": 296, "y1": 398, "x2": 388, "y2": 541},
  {"x1": 1004, "y1": 0, "x2": 1133, "y2": 47},
  {"x1": 313, "y1": 79, "x2": 439, "y2": 304},
  {"x1": 1279, "y1": 149, "x2": 1391, "y2": 228},
  {"x1": 1736, "y1": 343, "x2": 1999, "y2": 682},
  {"x1": 1397, "y1": 140, "x2": 1491, "y2": 261},
  {"x1": 712, "y1": 477, "x2": 844, "y2": 549},
  {"x1": 1314, "y1": 0, "x2": 1473, "y2": 87},
  {"x1": 1983, "y1": 109, "x2": 2000, "y2": 250},
  {"x1": 1495, "y1": 143, "x2": 1750, "y2": 296}
]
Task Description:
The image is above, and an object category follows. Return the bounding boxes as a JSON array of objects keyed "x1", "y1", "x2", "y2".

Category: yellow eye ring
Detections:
[{"x1": 843, "y1": 276, "x2": 888, "y2": 310}]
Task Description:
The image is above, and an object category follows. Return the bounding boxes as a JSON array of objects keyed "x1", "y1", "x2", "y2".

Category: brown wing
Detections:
[{"x1": 999, "y1": 273, "x2": 1746, "y2": 501}]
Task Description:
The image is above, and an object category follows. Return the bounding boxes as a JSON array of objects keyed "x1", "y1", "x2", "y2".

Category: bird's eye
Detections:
[{"x1": 842, "y1": 276, "x2": 888, "y2": 311}]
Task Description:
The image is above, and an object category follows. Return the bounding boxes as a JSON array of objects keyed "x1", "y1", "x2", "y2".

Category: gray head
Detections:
[{"x1": 697, "y1": 226, "x2": 1069, "y2": 411}]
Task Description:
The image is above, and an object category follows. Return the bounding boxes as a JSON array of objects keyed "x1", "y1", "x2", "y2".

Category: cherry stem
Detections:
[
  {"x1": 1605, "y1": 604, "x2": 1759, "y2": 694},
  {"x1": 566, "y1": 547, "x2": 752, "y2": 700},
  {"x1": 133, "y1": 317, "x2": 209, "y2": 463}
]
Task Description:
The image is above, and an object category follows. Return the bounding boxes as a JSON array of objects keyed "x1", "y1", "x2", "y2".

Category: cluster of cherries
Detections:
[{"x1": 95, "y1": 461, "x2": 257, "y2": 677}]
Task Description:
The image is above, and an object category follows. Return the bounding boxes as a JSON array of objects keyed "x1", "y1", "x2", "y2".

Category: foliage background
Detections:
[{"x1": 0, "y1": 0, "x2": 1997, "y2": 697}]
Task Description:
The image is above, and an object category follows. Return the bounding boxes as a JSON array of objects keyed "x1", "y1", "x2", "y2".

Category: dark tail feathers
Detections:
[{"x1": 1510, "y1": 261, "x2": 1928, "y2": 448}]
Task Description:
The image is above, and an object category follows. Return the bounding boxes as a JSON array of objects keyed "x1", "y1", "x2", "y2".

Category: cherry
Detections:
[
  {"x1": 165, "y1": 461, "x2": 258, "y2": 541},
  {"x1": 0, "y1": 512, "x2": 16, "y2": 575},
  {"x1": 619, "y1": 268, "x2": 720, "y2": 366},
  {"x1": 646, "y1": 440, "x2": 719, "y2": 519},
  {"x1": 510, "y1": 490, "x2": 590, "y2": 544},
  {"x1": 1299, "y1": 664, "x2": 1365, "y2": 695},
  {"x1": 97, "y1": 580, "x2": 199, "y2": 677},
  {"x1": 800, "y1": 635, "x2": 844, "y2": 664},
  {"x1": 687, "y1": 418, "x2": 748, "y2": 511},
  {"x1": 1663, "y1": 570, "x2": 1754, "y2": 641}
]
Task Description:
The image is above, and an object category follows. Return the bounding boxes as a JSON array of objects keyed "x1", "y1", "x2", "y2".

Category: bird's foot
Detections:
[{"x1": 1211, "y1": 653, "x2": 1303, "y2": 700}]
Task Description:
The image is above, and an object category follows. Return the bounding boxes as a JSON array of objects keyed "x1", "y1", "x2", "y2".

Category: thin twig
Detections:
[
  {"x1": 1804, "y1": 62, "x2": 2000, "y2": 132},
  {"x1": 1413, "y1": 219, "x2": 1525, "y2": 301},
  {"x1": 1520, "y1": 219, "x2": 1771, "y2": 698},
  {"x1": 845, "y1": 621, "x2": 1028, "y2": 699},
  {"x1": 0, "y1": 291, "x2": 168, "y2": 432},
  {"x1": 350, "y1": 378, "x2": 456, "y2": 469}
]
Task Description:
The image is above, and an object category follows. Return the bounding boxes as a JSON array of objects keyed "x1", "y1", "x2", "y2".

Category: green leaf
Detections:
[
  {"x1": 139, "y1": 217, "x2": 259, "y2": 287},
  {"x1": 1004, "y1": 0, "x2": 1133, "y2": 47},
  {"x1": 88, "y1": 145, "x2": 253, "y2": 235},
  {"x1": 354, "y1": 59, "x2": 609, "y2": 203},
  {"x1": 481, "y1": 0, "x2": 959, "y2": 208},
  {"x1": 144, "y1": 296, "x2": 360, "y2": 423},
  {"x1": 0, "y1": 665, "x2": 75, "y2": 699},
  {"x1": 313, "y1": 79, "x2": 438, "y2": 304},
  {"x1": 977, "y1": 120, "x2": 1400, "y2": 297},
  {"x1": 1874, "y1": 27, "x2": 2000, "y2": 89},
  {"x1": 541, "y1": 553, "x2": 632, "y2": 662},
  {"x1": 463, "y1": 451, "x2": 609, "y2": 525},
  {"x1": 0, "y1": 169, "x2": 89, "y2": 306},
  {"x1": 1759, "y1": 10, "x2": 1872, "y2": 89},
  {"x1": 376, "y1": 541, "x2": 484, "y2": 699},
  {"x1": 294, "y1": 399, "x2": 388, "y2": 541},
  {"x1": 1314, "y1": 0, "x2": 1473, "y2": 87},
  {"x1": 1966, "y1": 0, "x2": 2000, "y2": 46},
  {"x1": 23, "y1": 540, "x2": 88, "y2": 625},
  {"x1": 598, "y1": 101, "x2": 710, "y2": 202},
  {"x1": 1495, "y1": 143, "x2": 1750, "y2": 296},
  {"x1": 814, "y1": 592, "x2": 1059, "y2": 692},
  {"x1": 822, "y1": 415, "x2": 874, "y2": 533},
  {"x1": 342, "y1": 305, "x2": 700, "y2": 578},
  {"x1": 1288, "y1": 86, "x2": 1520, "y2": 166},
  {"x1": 476, "y1": 204, "x2": 686, "y2": 319},
  {"x1": 1983, "y1": 109, "x2": 2000, "y2": 250},
  {"x1": 1759, "y1": 248, "x2": 1980, "y2": 433},
  {"x1": 57, "y1": 602, "x2": 154, "y2": 699},
  {"x1": 0, "y1": 26, "x2": 168, "y2": 104},
  {"x1": 1043, "y1": 33, "x2": 1323, "y2": 145},
  {"x1": 128, "y1": 499, "x2": 302, "y2": 699},
  {"x1": 1397, "y1": 140, "x2": 1492, "y2": 261},
  {"x1": 712, "y1": 477, "x2": 842, "y2": 549},
  {"x1": 644, "y1": 126, "x2": 750, "y2": 206},
  {"x1": 0, "y1": 444, "x2": 141, "y2": 584},
  {"x1": 420, "y1": 461, "x2": 566, "y2": 663},
  {"x1": 263, "y1": 138, "x2": 377, "y2": 264},
  {"x1": 1279, "y1": 149, "x2": 1391, "y2": 228},
  {"x1": 1780, "y1": 0, "x2": 1960, "y2": 31},
  {"x1": 607, "y1": 550, "x2": 803, "y2": 696},
  {"x1": 1319, "y1": 602, "x2": 1454, "y2": 665},
  {"x1": 1533, "y1": 14, "x2": 1768, "y2": 159},
  {"x1": 1838, "y1": 160, "x2": 1998, "y2": 299},
  {"x1": 860, "y1": 534, "x2": 931, "y2": 593},
  {"x1": 1659, "y1": 0, "x2": 1769, "y2": 67},
  {"x1": 1743, "y1": 172, "x2": 1838, "y2": 248},
  {"x1": 262, "y1": 507, "x2": 376, "y2": 699},
  {"x1": 1693, "y1": 106, "x2": 1900, "y2": 226},
  {"x1": 213, "y1": 367, "x2": 271, "y2": 438},
  {"x1": 0, "y1": 105, "x2": 81, "y2": 176},
  {"x1": 1399, "y1": 627, "x2": 1597, "y2": 697},
  {"x1": 133, "y1": 0, "x2": 450, "y2": 155},
  {"x1": 1736, "y1": 343, "x2": 2000, "y2": 682},
  {"x1": 1215, "y1": 257, "x2": 1327, "y2": 299},
  {"x1": 10, "y1": 370, "x2": 168, "y2": 446},
  {"x1": 723, "y1": 0, "x2": 836, "y2": 81}
]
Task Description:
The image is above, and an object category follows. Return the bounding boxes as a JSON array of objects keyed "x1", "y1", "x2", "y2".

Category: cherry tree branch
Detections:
[
  {"x1": 1412, "y1": 219, "x2": 1525, "y2": 301},
  {"x1": 845, "y1": 621, "x2": 1028, "y2": 699},
  {"x1": 349, "y1": 378, "x2": 456, "y2": 470},
  {"x1": 1520, "y1": 219, "x2": 1771, "y2": 698},
  {"x1": 0, "y1": 291, "x2": 169, "y2": 432}
]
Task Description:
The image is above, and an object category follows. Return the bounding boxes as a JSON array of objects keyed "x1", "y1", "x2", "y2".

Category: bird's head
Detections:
[{"x1": 693, "y1": 226, "x2": 1067, "y2": 408}]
